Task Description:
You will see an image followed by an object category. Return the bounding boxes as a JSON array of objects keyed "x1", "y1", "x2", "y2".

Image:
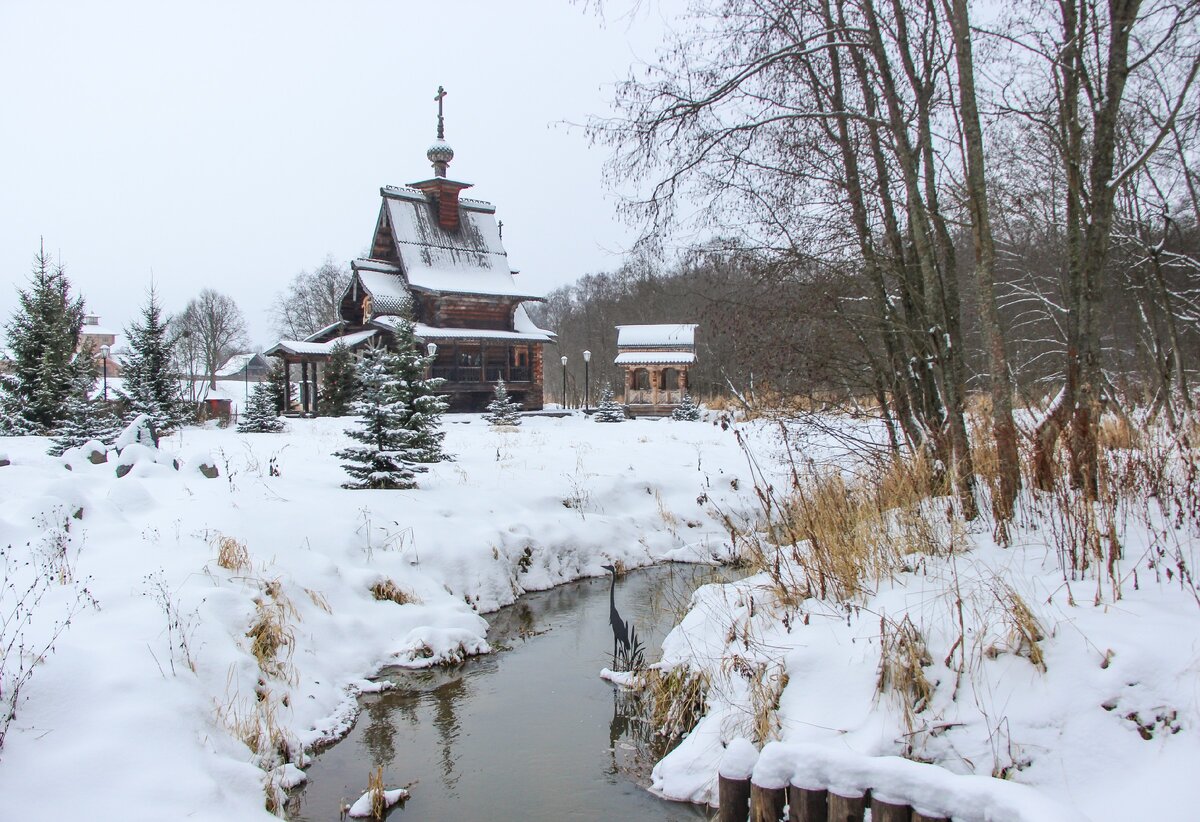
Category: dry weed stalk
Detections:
[
  {"x1": 989, "y1": 582, "x2": 1047, "y2": 672},
  {"x1": 370, "y1": 579, "x2": 420, "y2": 605}
]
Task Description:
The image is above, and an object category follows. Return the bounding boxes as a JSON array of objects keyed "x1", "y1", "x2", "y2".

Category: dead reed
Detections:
[{"x1": 370, "y1": 578, "x2": 420, "y2": 605}]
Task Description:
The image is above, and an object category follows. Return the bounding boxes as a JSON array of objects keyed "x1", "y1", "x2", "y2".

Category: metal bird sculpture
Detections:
[{"x1": 601, "y1": 564, "x2": 645, "y2": 672}]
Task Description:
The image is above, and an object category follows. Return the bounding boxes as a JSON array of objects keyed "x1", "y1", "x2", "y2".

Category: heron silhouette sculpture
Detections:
[{"x1": 601, "y1": 564, "x2": 645, "y2": 672}]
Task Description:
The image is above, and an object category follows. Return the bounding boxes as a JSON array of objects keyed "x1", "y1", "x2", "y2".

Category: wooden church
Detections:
[{"x1": 268, "y1": 88, "x2": 554, "y2": 413}]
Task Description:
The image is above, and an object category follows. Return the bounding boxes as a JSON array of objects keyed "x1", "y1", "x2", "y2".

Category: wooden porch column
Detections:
[
  {"x1": 453, "y1": 342, "x2": 460, "y2": 382},
  {"x1": 505, "y1": 343, "x2": 511, "y2": 382},
  {"x1": 311, "y1": 361, "x2": 319, "y2": 416},
  {"x1": 300, "y1": 361, "x2": 310, "y2": 414}
]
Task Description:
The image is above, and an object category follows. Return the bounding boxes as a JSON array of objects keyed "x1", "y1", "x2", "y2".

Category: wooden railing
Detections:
[{"x1": 713, "y1": 741, "x2": 1089, "y2": 822}]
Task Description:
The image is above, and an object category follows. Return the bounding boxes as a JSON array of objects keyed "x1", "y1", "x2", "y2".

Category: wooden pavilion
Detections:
[
  {"x1": 614, "y1": 324, "x2": 698, "y2": 416},
  {"x1": 267, "y1": 88, "x2": 553, "y2": 414}
]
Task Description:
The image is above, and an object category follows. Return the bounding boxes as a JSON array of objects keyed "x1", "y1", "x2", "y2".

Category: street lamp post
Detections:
[
  {"x1": 426, "y1": 342, "x2": 438, "y2": 378},
  {"x1": 560, "y1": 355, "x2": 568, "y2": 409},
  {"x1": 100, "y1": 345, "x2": 110, "y2": 402},
  {"x1": 583, "y1": 350, "x2": 591, "y2": 411}
]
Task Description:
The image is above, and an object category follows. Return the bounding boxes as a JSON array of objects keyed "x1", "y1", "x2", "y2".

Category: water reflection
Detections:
[{"x1": 289, "y1": 564, "x2": 732, "y2": 821}]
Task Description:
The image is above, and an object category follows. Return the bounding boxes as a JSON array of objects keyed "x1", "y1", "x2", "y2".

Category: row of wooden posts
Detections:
[{"x1": 718, "y1": 774, "x2": 949, "y2": 822}]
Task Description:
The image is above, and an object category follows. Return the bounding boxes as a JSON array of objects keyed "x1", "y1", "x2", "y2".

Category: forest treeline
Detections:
[{"x1": 541, "y1": 0, "x2": 1200, "y2": 522}]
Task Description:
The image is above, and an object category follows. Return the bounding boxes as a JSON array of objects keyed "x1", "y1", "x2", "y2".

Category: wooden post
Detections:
[
  {"x1": 827, "y1": 792, "x2": 867, "y2": 822},
  {"x1": 911, "y1": 813, "x2": 949, "y2": 822},
  {"x1": 718, "y1": 775, "x2": 752, "y2": 822},
  {"x1": 788, "y1": 786, "x2": 828, "y2": 822},
  {"x1": 311, "y1": 361, "x2": 319, "y2": 416},
  {"x1": 870, "y1": 796, "x2": 912, "y2": 822},
  {"x1": 300, "y1": 361, "x2": 309, "y2": 414},
  {"x1": 750, "y1": 783, "x2": 787, "y2": 821}
]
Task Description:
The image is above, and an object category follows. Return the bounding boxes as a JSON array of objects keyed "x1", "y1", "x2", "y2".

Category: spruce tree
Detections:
[
  {"x1": 484, "y1": 378, "x2": 523, "y2": 426},
  {"x1": 389, "y1": 320, "x2": 448, "y2": 464},
  {"x1": 119, "y1": 286, "x2": 187, "y2": 434},
  {"x1": 671, "y1": 393, "x2": 701, "y2": 421},
  {"x1": 593, "y1": 383, "x2": 626, "y2": 423},
  {"x1": 321, "y1": 342, "x2": 358, "y2": 416},
  {"x1": 47, "y1": 365, "x2": 117, "y2": 456},
  {"x1": 265, "y1": 357, "x2": 293, "y2": 414},
  {"x1": 0, "y1": 246, "x2": 87, "y2": 434},
  {"x1": 237, "y1": 381, "x2": 285, "y2": 433},
  {"x1": 335, "y1": 347, "x2": 423, "y2": 489}
]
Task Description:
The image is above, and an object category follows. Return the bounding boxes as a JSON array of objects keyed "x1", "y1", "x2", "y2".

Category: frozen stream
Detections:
[{"x1": 287, "y1": 563, "x2": 735, "y2": 820}]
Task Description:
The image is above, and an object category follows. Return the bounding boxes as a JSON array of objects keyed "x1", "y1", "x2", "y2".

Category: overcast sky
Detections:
[{"x1": 0, "y1": 1, "x2": 677, "y2": 347}]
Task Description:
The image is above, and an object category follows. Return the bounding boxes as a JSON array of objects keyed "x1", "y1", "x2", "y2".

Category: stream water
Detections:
[{"x1": 286, "y1": 563, "x2": 735, "y2": 821}]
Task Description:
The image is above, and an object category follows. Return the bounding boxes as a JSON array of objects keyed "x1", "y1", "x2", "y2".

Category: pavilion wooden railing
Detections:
[{"x1": 713, "y1": 741, "x2": 1089, "y2": 822}]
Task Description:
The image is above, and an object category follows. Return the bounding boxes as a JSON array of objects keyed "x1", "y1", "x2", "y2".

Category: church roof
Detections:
[{"x1": 378, "y1": 187, "x2": 542, "y2": 300}]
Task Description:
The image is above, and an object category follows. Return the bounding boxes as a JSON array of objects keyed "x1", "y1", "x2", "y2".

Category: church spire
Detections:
[{"x1": 427, "y1": 85, "x2": 454, "y2": 177}]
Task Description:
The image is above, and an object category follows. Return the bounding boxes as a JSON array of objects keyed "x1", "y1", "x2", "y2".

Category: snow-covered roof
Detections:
[
  {"x1": 356, "y1": 269, "x2": 413, "y2": 316},
  {"x1": 381, "y1": 191, "x2": 542, "y2": 300},
  {"x1": 514, "y1": 304, "x2": 556, "y2": 339},
  {"x1": 614, "y1": 351, "x2": 696, "y2": 365},
  {"x1": 304, "y1": 320, "x2": 347, "y2": 342},
  {"x1": 215, "y1": 353, "x2": 267, "y2": 377},
  {"x1": 616, "y1": 324, "x2": 697, "y2": 348},
  {"x1": 411, "y1": 323, "x2": 554, "y2": 344},
  {"x1": 81, "y1": 324, "x2": 120, "y2": 338},
  {"x1": 266, "y1": 329, "x2": 378, "y2": 357}
]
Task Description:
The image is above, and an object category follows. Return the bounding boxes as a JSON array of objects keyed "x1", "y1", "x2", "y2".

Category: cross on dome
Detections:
[{"x1": 427, "y1": 85, "x2": 454, "y2": 177}]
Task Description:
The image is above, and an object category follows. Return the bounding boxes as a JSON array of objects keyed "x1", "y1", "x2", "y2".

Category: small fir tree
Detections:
[
  {"x1": 671, "y1": 393, "x2": 701, "y2": 421},
  {"x1": 593, "y1": 383, "x2": 626, "y2": 422},
  {"x1": 0, "y1": 245, "x2": 87, "y2": 434},
  {"x1": 335, "y1": 347, "x2": 424, "y2": 489},
  {"x1": 484, "y1": 378, "x2": 522, "y2": 426},
  {"x1": 119, "y1": 286, "x2": 187, "y2": 434},
  {"x1": 265, "y1": 357, "x2": 293, "y2": 414},
  {"x1": 237, "y1": 381, "x2": 286, "y2": 433},
  {"x1": 321, "y1": 342, "x2": 358, "y2": 416}
]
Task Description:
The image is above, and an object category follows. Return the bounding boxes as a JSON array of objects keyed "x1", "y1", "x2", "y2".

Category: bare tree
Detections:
[
  {"x1": 271, "y1": 256, "x2": 350, "y2": 339},
  {"x1": 178, "y1": 289, "x2": 248, "y2": 390}
]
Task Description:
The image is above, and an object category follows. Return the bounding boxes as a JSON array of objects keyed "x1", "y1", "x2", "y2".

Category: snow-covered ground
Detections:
[
  {"x1": 648, "y1": 424, "x2": 1200, "y2": 822},
  {"x1": 0, "y1": 414, "x2": 758, "y2": 820},
  {"x1": 4, "y1": 412, "x2": 1198, "y2": 821}
]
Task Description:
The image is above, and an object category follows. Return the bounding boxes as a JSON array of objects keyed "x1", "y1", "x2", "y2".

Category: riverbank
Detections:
[{"x1": 0, "y1": 414, "x2": 771, "y2": 820}]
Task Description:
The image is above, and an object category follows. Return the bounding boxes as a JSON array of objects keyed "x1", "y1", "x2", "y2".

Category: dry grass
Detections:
[
  {"x1": 1098, "y1": 414, "x2": 1138, "y2": 450},
  {"x1": 216, "y1": 688, "x2": 299, "y2": 772},
  {"x1": 247, "y1": 580, "x2": 298, "y2": 682},
  {"x1": 991, "y1": 583, "x2": 1047, "y2": 672},
  {"x1": 370, "y1": 578, "x2": 421, "y2": 605},
  {"x1": 216, "y1": 535, "x2": 251, "y2": 573},
  {"x1": 304, "y1": 587, "x2": 332, "y2": 614},
  {"x1": 876, "y1": 615, "x2": 933, "y2": 737},
  {"x1": 746, "y1": 454, "x2": 953, "y2": 604},
  {"x1": 367, "y1": 766, "x2": 386, "y2": 819},
  {"x1": 641, "y1": 665, "x2": 710, "y2": 749}
]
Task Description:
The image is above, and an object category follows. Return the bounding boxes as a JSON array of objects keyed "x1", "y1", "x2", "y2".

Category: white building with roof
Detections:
[{"x1": 614, "y1": 323, "x2": 698, "y2": 416}]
